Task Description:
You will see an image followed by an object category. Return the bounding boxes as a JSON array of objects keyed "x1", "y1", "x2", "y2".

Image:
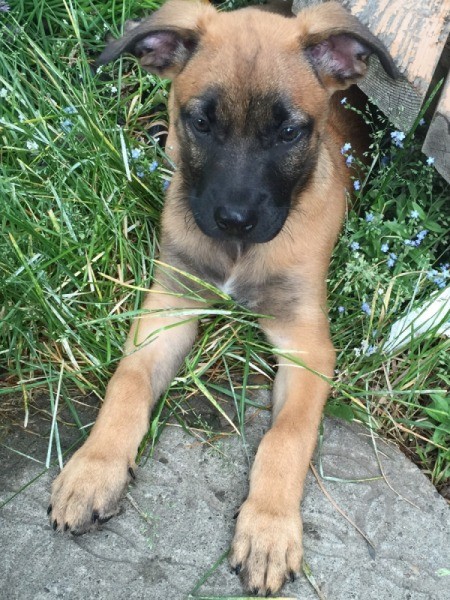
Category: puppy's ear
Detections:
[
  {"x1": 299, "y1": 1, "x2": 400, "y2": 92},
  {"x1": 96, "y1": 0, "x2": 216, "y2": 78}
]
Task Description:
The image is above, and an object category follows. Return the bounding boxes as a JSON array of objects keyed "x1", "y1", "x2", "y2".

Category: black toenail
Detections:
[{"x1": 98, "y1": 514, "x2": 113, "y2": 525}]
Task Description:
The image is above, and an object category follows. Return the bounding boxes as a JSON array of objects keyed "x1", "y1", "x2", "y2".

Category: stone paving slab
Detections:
[{"x1": 1, "y1": 406, "x2": 449, "y2": 600}]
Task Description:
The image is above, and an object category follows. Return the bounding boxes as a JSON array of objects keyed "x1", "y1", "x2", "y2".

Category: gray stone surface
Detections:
[{"x1": 1, "y1": 402, "x2": 449, "y2": 600}]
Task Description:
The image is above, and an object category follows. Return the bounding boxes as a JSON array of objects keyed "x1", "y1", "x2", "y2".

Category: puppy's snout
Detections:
[{"x1": 214, "y1": 206, "x2": 258, "y2": 237}]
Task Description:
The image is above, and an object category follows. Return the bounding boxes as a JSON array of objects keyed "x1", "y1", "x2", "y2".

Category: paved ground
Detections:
[{"x1": 1, "y1": 394, "x2": 449, "y2": 600}]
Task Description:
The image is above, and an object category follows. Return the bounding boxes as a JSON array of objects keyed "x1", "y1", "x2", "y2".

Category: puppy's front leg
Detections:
[
  {"x1": 49, "y1": 285, "x2": 201, "y2": 533},
  {"x1": 230, "y1": 313, "x2": 335, "y2": 595}
]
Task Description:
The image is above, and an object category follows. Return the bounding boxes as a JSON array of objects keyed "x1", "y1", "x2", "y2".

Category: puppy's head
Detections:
[{"x1": 98, "y1": 0, "x2": 398, "y2": 244}]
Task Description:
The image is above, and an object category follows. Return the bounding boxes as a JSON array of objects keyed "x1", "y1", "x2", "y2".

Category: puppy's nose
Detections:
[{"x1": 214, "y1": 206, "x2": 258, "y2": 237}]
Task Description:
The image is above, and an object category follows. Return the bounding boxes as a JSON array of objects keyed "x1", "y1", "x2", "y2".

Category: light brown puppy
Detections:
[{"x1": 49, "y1": 1, "x2": 398, "y2": 595}]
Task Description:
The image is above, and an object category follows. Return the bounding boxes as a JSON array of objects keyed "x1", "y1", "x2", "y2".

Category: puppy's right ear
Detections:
[{"x1": 96, "y1": 0, "x2": 216, "y2": 79}]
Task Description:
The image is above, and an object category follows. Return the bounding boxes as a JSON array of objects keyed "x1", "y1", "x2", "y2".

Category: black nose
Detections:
[{"x1": 214, "y1": 206, "x2": 258, "y2": 237}]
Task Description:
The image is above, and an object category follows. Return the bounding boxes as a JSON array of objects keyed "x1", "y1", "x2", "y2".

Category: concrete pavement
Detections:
[{"x1": 1, "y1": 397, "x2": 449, "y2": 599}]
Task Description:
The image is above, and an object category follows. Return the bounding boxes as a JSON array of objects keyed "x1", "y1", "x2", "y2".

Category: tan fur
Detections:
[{"x1": 49, "y1": 2, "x2": 397, "y2": 595}]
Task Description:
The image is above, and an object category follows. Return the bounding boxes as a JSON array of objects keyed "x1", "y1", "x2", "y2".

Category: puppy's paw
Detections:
[
  {"x1": 229, "y1": 498, "x2": 303, "y2": 596},
  {"x1": 48, "y1": 447, "x2": 134, "y2": 534}
]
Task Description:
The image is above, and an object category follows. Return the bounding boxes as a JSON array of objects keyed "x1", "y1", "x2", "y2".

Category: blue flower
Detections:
[
  {"x1": 353, "y1": 180, "x2": 361, "y2": 191},
  {"x1": 163, "y1": 180, "x2": 170, "y2": 191},
  {"x1": 426, "y1": 156, "x2": 435, "y2": 166},
  {"x1": 419, "y1": 118, "x2": 426, "y2": 126},
  {"x1": 380, "y1": 155, "x2": 391, "y2": 166},
  {"x1": 381, "y1": 243, "x2": 389, "y2": 253},
  {"x1": 387, "y1": 253, "x2": 397, "y2": 268},
  {"x1": 63, "y1": 106, "x2": 77, "y2": 114},
  {"x1": 417, "y1": 229, "x2": 428, "y2": 242},
  {"x1": 136, "y1": 169, "x2": 144, "y2": 178},
  {"x1": 340, "y1": 97, "x2": 347, "y2": 105},
  {"x1": 350, "y1": 241, "x2": 360, "y2": 251},
  {"x1": 338, "y1": 306, "x2": 345, "y2": 314},
  {"x1": 427, "y1": 268, "x2": 448, "y2": 289},
  {"x1": 0, "y1": 1, "x2": 10, "y2": 12},
  {"x1": 61, "y1": 118, "x2": 73, "y2": 132},
  {"x1": 365, "y1": 212, "x2": 374, "y2": 222},
  {"x1": 361, "y1": 302, "x2": 371, "y2": 315},
  {"x1": 149, "y1": 160, "x2": 158, "y2": 172},
  {"x1": 440, "y1": 264, "x2": 450, "y2": 279},
  {"x1": 131, "y1": 148, "x2": 142, "y2": 160},
  {"x1": 366, "y1": 344, "x2": 377, "y2": 356},
  {"x1": 390, "y1": 130, "x2": 405, "y2": 148},
  {"x1": 26, "y1": 140, "x2": 39, "y2": 151},
  {"x1": 409, "y1": 209, "x2": 419, "y2": 219},
  {"x1": 341, "y1": 142, "x2": 352, "y2": 154},
  {"x1": 346, "y1": 155, "x2": 354, "y2": 167}
]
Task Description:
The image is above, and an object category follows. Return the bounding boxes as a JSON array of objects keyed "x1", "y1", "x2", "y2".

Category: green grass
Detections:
[{"x1": 1, "y1": 0, "x2": 449, "y2": 500}]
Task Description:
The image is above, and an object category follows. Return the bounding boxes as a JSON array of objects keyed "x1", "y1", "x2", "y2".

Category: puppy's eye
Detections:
[
  {"x1": 279, "y1": 125, "x2": 302, "y2": 143},
  {"x1": 192, "y1": 117, "x2": 210, "y2": 133}
]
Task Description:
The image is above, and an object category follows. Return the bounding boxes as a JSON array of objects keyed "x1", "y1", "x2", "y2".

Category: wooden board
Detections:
[{"x1": 423, "y1": 72, "x2": 450, "y2": 182}]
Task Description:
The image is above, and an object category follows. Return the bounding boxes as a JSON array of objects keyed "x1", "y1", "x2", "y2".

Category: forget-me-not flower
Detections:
[
  {"x1": 361, "y1": 302, "x2": 371, "y2": 315},
  {"x1": 131, "y1": 148, "x2": 142, "y2": 160},
  {"x1": 63, "y1": 106, "x2": 77, "y2": 115},
  {"x1": 61, "y1": 118, "x2": 73, "y2": 132},
  {"x1": 387, "y1": 253, "x2": 397, "y2": 268},
  {"x1": 390, "y1": 130, "x2": 406, "y2": 148}
]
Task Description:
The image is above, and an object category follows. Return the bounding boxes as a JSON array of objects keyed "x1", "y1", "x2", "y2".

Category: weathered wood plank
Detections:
[
  {"x1": 292, "y1": 0, "x2": 450, "y2": 131},
  {"x1": 422, "y1": 72, "x2": 450, "y2": 182}
]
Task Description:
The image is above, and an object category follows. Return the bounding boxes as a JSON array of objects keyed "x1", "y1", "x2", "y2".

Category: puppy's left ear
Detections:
[{"x1": 299, "y1": 1, "x2": 400, "y2": 92}]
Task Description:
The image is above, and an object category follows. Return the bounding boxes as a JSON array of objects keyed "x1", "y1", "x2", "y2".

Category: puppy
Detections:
[{"x1": 49, "y1": 1, "x2": 398, "y2": 595}]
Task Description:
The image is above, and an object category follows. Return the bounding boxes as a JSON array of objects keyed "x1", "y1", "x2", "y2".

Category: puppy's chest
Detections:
[
  {"x1": 164, "y1": 241, "x2": 301, "y2": 317},
  {"x1": 216, "y1": 269, "x2": 300, "y2": 318}
]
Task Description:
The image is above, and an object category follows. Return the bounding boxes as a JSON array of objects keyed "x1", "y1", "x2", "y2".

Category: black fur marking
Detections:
[{"x1": 177, "y1": 87, "x2": 318, "y2": 244}]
